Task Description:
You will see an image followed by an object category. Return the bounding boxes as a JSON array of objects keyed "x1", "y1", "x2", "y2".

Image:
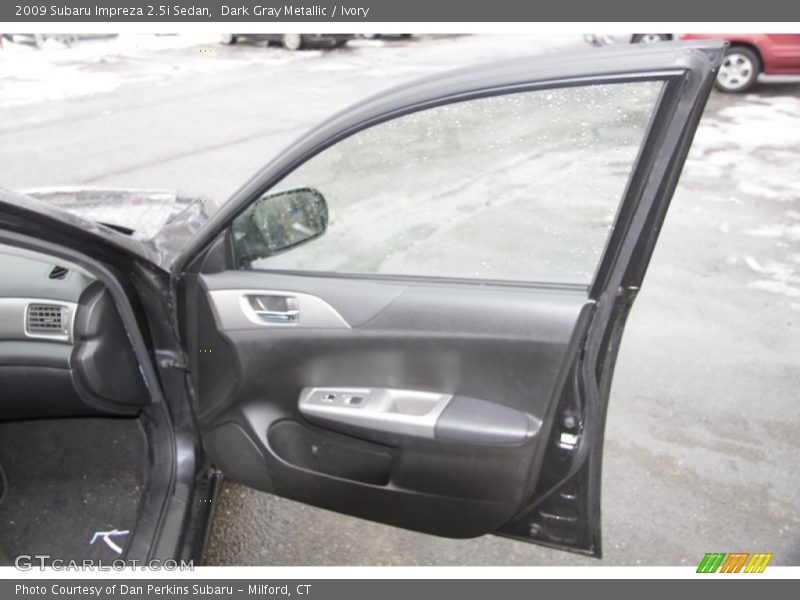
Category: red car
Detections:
[{"x1": 681, "y1": 34, "x2": 800, "y2": 92}]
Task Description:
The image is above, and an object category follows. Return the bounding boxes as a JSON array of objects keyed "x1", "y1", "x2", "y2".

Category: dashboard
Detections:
[
  {"x1": 0, "y1": 246, "x2": 93, "y2": 343},
  {"x1": 0, "y1": 244, "x2": 149, "y2": 421}
]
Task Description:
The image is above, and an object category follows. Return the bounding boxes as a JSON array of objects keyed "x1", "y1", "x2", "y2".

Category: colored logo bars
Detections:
[{"x1": 697, "y1": 553, "x2": 773, "y2": 573}]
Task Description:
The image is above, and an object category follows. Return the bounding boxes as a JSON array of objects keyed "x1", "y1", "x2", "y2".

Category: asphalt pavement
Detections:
[{"x1": 1, "y1": 33, "x2": 798, "y2": 566}]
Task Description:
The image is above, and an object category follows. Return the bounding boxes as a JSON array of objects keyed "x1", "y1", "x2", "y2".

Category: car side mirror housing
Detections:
[{"x1": 231, "y1": 187, "x2": 328, "y2": 268}]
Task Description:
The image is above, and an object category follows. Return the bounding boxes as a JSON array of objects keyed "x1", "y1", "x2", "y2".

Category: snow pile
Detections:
[{"x1": 0, "y1": 34, "x2": 223, "y2": 109}]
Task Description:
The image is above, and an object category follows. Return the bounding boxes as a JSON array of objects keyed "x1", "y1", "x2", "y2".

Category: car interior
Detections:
[
  {"x1": 0, "y1": 200, "x2": 602, "y2": 563},
  {"x1": 0, "y1": 226, "x2": 596, "y2": 562},
  {"x1": 0, "y1": 243, "x2": 151, "y2": 563}
]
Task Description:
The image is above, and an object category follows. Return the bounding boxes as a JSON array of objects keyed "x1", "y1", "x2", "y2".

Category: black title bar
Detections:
[{"x1": 3, "y1": 0, "x2": 800, "y2": 22}]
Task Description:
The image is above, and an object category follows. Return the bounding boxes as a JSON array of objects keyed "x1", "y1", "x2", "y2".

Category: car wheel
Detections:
[
  {"x1": 220, "y1": 34, "x2": 237, "y2": 45},
  {"x1": 715, "y1": 46, "x2": 761, "y2": 93},
  {"x1": 282, "y1": 34, "x2": 303, "y2": 51},
  {"x1": 631, "y1": 34, "x2": 672, "y2": 43}
]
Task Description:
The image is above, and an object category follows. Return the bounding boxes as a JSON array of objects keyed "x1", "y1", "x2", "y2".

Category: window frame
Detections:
[{"x1": 225, "y1": 72, "x2": 683, "y2": 295}]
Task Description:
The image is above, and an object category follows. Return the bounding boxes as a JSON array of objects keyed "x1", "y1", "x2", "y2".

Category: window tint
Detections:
[{"x1": 236, "y1": 81, "x2": 662, "y2": 284}]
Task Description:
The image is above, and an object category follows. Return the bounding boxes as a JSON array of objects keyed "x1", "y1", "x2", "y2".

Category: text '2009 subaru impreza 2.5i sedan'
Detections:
[{"x1": 0, "y1": 41, "x2": 725, "y2": 565}]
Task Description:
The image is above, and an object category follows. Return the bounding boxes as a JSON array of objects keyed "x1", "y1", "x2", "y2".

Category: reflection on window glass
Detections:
[{"x1": 241, "y1": 81, "x2": 662, "y2": 284}]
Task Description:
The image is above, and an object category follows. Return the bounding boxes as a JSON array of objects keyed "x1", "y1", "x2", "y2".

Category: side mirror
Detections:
[{"x1": 231, "y1": 187, "x2": 328, "y2": 267}]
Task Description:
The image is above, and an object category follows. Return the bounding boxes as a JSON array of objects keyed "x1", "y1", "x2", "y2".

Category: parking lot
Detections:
[{"x1": 1, "y1": 33, "x2": 798, "y2": 565}]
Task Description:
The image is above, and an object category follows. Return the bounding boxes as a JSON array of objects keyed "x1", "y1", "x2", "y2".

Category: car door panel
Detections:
[{"x1": 188, "y1": 270, "x2": 592, "y2": 537}]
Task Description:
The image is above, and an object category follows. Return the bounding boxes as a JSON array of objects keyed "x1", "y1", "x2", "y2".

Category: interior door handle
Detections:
[
  {"x1": 255, "y1": 308, "x2": 299, "y2": 323},
  {"x1": 211, "y1": 289, "x2": 349, "y2": 329},
  {"x1": 247, "y1": 294, "x2": 300, "y2": 323}
]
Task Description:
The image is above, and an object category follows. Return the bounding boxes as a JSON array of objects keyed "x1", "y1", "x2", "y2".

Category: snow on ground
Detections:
[
  {"x1": 684, "y1": 92, "x2": 800, "y2": 305},
  {"x1": 0, "y1": 33, "x2": 579, "y2": 110},
  {"x1": 0, "y1": 33, "x2": 259, "y2": 108}
]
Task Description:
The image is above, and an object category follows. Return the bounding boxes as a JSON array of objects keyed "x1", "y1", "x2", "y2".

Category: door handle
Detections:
[
  {"x1": 213, "y1": 289, "x2": 349, "y2": 329},
  {"x1": 255, "y1": 307, "x2": 299, "y2": 323},
  {"x1": 247, "y1": 294, "x2": 300, "y2": 323}
]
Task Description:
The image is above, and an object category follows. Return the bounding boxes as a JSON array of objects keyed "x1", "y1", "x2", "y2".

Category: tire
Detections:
[
  {"x1": 715, "y1": 46, "x2": 761, "y2": 93},
  {"x1": 631, "y1": 34, "x2": 672, "y2": 43},
  {"x1": 282, "y1": 34, "x2": 303, "y2": 51},
  {"x1": 219, "y1": 34, "x2": 237, "y2": 45}
]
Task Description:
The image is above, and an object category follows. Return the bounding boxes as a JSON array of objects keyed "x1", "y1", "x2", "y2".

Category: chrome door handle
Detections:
[
  {"x1": 254, "y1": 308, "x2": 299, "y2": 323},
  {"x1": 247, "y1": 295, "x2": 300, "y2": 323}
]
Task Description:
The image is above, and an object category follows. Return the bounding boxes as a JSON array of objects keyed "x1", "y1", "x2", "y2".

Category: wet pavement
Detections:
[{"x1": 1, "y1": 34, "x2": 798, "y2": 565}]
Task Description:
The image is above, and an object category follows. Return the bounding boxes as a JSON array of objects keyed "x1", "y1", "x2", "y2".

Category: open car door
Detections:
[{"x1": 173, "y1": 41, "x2": 725, "y2": 557}]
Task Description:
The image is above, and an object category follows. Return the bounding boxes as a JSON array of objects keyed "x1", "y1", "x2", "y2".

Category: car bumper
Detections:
[{"x1": 303, "y1": 34, "x2": 351, "y2": 47}]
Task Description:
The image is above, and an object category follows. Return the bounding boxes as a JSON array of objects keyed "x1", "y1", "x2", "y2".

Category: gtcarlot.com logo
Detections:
[
  {"x1": 696, "y1": 552, "x2": 773, "y2": 573},
  {"x1": 13, "y1": 554, "x2": 194, "y2": 571}
]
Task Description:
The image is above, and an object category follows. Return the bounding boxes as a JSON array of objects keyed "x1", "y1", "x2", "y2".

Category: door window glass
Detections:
[{"x1": 234, "y1": 81, "x2": 662, "y2": 284}]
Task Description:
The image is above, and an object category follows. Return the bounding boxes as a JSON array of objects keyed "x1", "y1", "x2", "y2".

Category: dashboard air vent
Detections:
[
  {"x1": 48, "y1": 266, "x2": 69, "y2": 280},
  {"x1": 26, "y1": 303, "x2": 67, "y2": 336}
]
